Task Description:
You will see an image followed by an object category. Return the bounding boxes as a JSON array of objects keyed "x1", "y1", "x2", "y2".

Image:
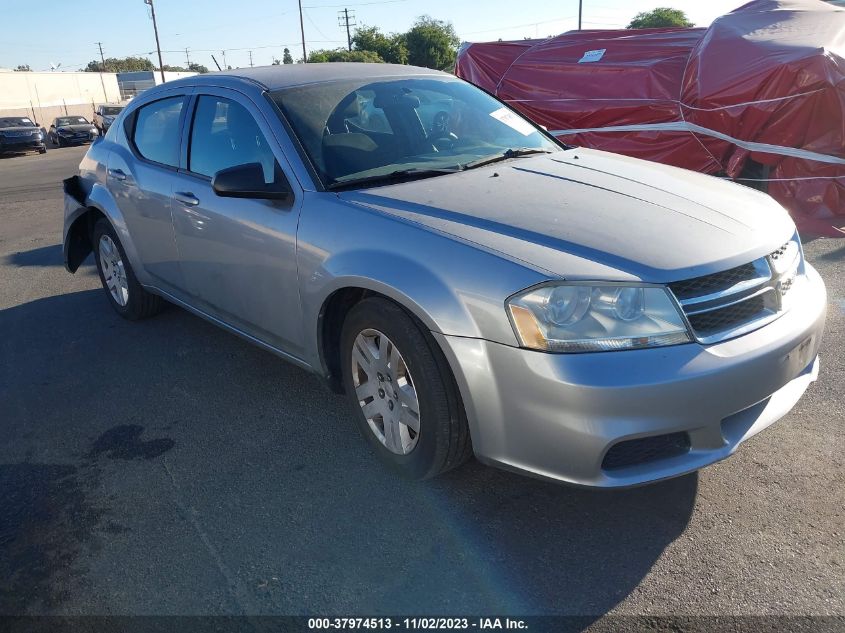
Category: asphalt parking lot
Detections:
[{"x1": 1, "y1": 146, "x2": 843, "y2": 622}]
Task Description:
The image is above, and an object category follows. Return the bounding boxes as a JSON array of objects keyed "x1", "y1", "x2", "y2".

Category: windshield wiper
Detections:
[
  {"x1": 327, "y1": 166, "x2": 463, "y2": 191},
  {"x1": 462, "y1": 148, "x2": 553, "y2": 171}
]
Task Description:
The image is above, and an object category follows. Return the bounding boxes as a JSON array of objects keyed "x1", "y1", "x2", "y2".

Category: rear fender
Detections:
[{"x1": 62, "y1": 177, "x2": 145, "y2": 281}]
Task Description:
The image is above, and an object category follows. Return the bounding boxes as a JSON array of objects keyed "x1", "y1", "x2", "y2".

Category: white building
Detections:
[{"x1": 0, "y1": 71, "x2": 121, "y2": 126}]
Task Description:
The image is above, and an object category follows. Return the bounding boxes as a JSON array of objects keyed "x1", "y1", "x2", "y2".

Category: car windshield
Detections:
[
  {"x1": 102, "y1": 106, "x2": 123, "y2": 115},
  {"x1": 0, "y1": 117, "x2": 35, "y2": 128},
  {"x1": 57, "y1": 117, "x2": 89, "y2": 126},
  {"x1": 270, "y1": 76, "x2": 560, "y2": 188}
]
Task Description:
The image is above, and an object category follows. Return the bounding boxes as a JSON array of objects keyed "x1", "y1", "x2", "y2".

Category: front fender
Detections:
[{"x1": 297, "y1": 194, "x2": 548, "y2": 370}]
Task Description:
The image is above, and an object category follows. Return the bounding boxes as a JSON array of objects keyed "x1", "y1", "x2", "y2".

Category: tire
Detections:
[
  {"x1": 340, "y1": 297, "x2": 472, "y2": 479},
  {"x1": 56, "y1": 136, "x2": 64, "y2": 148},
  {"x1": 38, "y1": 148, "x2": 46, "y2": 154},
  {"x1": 92, "y1": 218, "x2": 163, "y2": 320}
]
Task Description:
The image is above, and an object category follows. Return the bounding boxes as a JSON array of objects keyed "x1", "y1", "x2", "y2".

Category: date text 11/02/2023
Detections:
[{"x1": 307, "y1": 618, "x2": 529, "y2": 630}]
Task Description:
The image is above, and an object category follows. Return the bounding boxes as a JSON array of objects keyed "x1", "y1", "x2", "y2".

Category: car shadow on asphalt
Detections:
[
  {"x1": 0, "y1": 288, "x2": 697, "y2": 618},
  {"x1": 4, "y1": 244, "x2": 66, "y2": 268}
]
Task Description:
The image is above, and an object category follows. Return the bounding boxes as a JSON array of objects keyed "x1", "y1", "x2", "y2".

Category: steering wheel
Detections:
[{"x1": 428, "y1": 110, "x2": 459, "y2": 150}]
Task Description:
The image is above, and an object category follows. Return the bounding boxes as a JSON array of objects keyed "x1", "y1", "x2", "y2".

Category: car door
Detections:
[
  {"x1": 106, "y1": 92, "x2": 190, "y2": 292},
  {"x1": 169, "y1": 89, "x2": 305, "y2": 357}
]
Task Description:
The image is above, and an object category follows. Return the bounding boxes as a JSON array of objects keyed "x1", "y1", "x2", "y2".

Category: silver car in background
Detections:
[{"x1": 63, "y1": 64, "x2": 826, "y2": 487}]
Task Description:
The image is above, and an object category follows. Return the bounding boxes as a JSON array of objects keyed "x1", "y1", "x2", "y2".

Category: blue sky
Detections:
[{"x1": 2, "y1": 0, "x2": 744, "y2": 72}]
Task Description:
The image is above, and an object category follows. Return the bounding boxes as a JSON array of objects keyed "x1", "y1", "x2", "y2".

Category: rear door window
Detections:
[{"x1": 132, "y1": 96, "x2": 185, "y2": 167}]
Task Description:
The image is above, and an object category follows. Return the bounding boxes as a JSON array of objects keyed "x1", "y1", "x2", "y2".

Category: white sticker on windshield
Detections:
[
  {"x1": 578, "y1": 48, "x2": 606, "y2": 63},
  {"x1": 21, "y1": 117, "x2": 33, "y2": 124},
  {"x1": 489, "y1": 107, "x2": 535, "y2": 136}
]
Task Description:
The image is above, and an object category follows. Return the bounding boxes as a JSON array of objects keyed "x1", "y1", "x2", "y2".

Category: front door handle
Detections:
[
  {"x1": 108, "y1": 168, "x2": 126, "y2": 181},
  {"x1": 174, "y1": 191, "x2": 200, "y2": 206}
]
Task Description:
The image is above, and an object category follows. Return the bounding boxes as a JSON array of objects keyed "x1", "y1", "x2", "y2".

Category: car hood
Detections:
[
  {"x1": 0, "y1": 126, "x2": 41, "y2": 134},
  {"x1": 338, "y1": 149, "x2": 796, "y2": 282},
  {"x1": 59, "y1": 124, "x2": 94, "y2": 132}
]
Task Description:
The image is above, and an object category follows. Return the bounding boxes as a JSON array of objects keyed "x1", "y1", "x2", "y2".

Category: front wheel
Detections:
[
  {"x1": 92, "y1": 219, "x2": 163, "y2": 320},
  {"x1": 340, "y1": 297, "x2": 472, "y2": 480}
]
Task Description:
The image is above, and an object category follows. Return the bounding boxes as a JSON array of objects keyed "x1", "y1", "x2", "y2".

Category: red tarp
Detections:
[{"x1": 456, "y1": 0, "x2": 845, "y2": 236}]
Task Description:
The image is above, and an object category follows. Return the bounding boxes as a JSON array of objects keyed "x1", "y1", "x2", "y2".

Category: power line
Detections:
[
  {"x1": 303, "y1": 0, "x2": 408, "y2": 7},
  {"x1": 462, "y1": 15, "x2": 576, "y2": 36}
]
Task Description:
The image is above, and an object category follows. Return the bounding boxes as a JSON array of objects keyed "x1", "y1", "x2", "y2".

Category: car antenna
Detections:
[{"x1": 211, "y1": 54, "x2": 222, "y2": 71}]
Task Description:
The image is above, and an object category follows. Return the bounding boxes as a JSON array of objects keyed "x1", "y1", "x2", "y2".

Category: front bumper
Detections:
[
  {"x1": 435, "y1": 264, "x2": 827, "y2": 487},
  {"x1": 0, "y1": 136, "x2": 46, "y2": 153},
  {"x1": 58, "y1": 133, "x2": 96, "y2": 145}
]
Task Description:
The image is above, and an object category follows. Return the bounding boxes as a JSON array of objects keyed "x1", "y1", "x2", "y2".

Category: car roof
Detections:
[{"x1": 173, "y1": 63, "x2": 450, "y2": 91}]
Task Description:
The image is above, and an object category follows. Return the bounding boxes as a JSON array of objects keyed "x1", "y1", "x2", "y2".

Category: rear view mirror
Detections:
[{"x1": 211, "y1": 163, "x2": 292, "y2": 201}]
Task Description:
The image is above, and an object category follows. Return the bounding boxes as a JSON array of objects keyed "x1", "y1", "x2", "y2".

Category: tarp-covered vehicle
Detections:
[{"x1": 456, "y1": 0, "x2": 845, "y2": 236}]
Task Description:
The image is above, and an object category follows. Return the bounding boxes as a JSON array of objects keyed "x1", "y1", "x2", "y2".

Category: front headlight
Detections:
[{"x1": 507, "y1": 283, "x2": 691, "y2": 352}]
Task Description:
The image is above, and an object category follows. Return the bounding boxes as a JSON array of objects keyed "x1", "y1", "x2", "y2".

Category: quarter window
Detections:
[
  {"x1": 189, "y1": 96, "x2": 278, "y2": 183},
  {"x1": 132, "y1": 96, "x2": 185, "y2": 167}
]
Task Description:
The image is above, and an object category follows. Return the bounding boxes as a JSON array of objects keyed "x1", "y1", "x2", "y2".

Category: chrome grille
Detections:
[
  {"x1": 669, "y1": 262, "x2": 759, "y2": 300},
  {"x1": 670, "y1": 241, "x2": 799, "y2": 344},
  {"x1": 686, "y1": 294, "x2": 767, "y2": 337}
]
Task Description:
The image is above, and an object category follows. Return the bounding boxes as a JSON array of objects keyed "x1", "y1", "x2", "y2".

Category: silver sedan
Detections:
[{"x1": 63, "y1": 63, "x2": 826, "y2": 487}]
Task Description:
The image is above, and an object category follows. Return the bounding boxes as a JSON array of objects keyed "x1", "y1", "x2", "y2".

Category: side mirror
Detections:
[{"x1": 211, "y1": 163, "x2": 291, "y2": 201}]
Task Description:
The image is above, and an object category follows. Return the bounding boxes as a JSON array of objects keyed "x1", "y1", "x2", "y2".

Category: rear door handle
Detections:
[
  {"x1": 174, "y1": 191, "x2": 200, "y2": 206},
  {"x1": 108, "y1": 168, "x2": 126, "y2": 181}
]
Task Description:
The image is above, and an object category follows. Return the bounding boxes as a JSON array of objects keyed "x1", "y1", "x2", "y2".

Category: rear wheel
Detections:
[
  {"x1": 92, "y1": 219, "x2": 163, "y2": 320},
  {"x1": 340, "y1": 297, "x2": 472, "y2": 479}
]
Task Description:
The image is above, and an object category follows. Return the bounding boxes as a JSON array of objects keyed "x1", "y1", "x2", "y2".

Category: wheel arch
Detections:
[
  {"x1": 316, "y1": 280, "x2": 444, "y2": 394},
  {"x1": 64, "y1": 183, "x2": 146, "y2": 282}
]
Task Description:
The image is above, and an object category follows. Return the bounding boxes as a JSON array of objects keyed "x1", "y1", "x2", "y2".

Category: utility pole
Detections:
[
  {"x1": 248, "y1": 50, "x2": 254, "y2": 67},
  {"x1": 95, "y1": 42, "x2": 108, "y2": 101},
  {"x1": 143, "y1": 0, "x2": 166, "y2": 83},
  {"x1": 298, "y1": 0, "x2": 307, "y2": 62},
  {"x1": 578, "y1": 0, "x2": 583, "y2": 29},
  {"x1": 221, "y1": 50, "x2": 228, "y2": 69},
  {"x1": 338, "y1": 8, "x2": 356, "y2": 52},
  {"x1": 185, "y1": 47, "x2": 191, "y2": 67},
  {"x1": 96, "y1": 42, "x2": 107, "y2": 71}
]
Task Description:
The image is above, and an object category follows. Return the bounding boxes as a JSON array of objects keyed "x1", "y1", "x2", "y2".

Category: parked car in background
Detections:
[
  {"x1": 93, "y1": 104, "x2": 125, "y2": 136},
  {"x1": 63, "y1": 64, "x2": 826, "y2": 488},
  {"x1": 49, "y1": 116, "x2": 98, "y2": 147},
  {"x1": 0, "y1": 116, "x2": 46, "y2": 155}
]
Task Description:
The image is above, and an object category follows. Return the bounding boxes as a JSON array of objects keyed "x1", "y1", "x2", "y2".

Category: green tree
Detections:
[
  {"x1": 85, "y1": 56, "x2": 155, "y2": 72},
  {"x1": 405, "y1": 16, "x2": 460, "y2": 70},
  {"x1": 162, "y1": 64, "x2": 187, "y2": 72},
  {"x1": 283, "y1": 48, "x2": 294, "y2": 64},
  {"x1": 14, "y1": 64, "x2": 32, "y2": 72},
  {"x1": 307, "y1": 49, "x2": 384, "y2": 63},
  {"x1": 188, "y1": 62, "x2": 209, "y2": 73},
  {"x1": 352, "y1": 25, "x2": 408, "y2": 64},
  {"x1": 627, "y1": 7, "x2": 693, "y2": 28}
]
